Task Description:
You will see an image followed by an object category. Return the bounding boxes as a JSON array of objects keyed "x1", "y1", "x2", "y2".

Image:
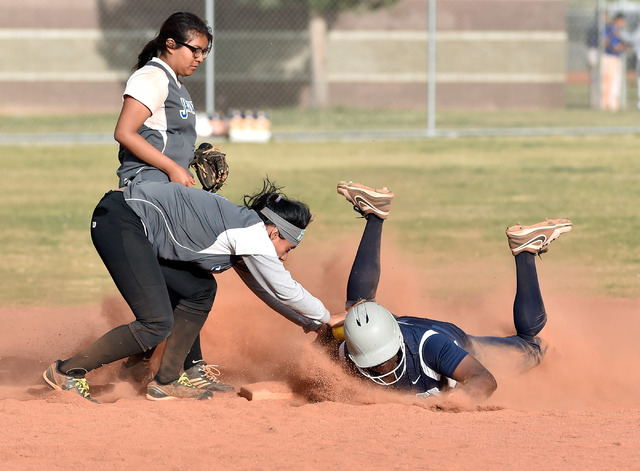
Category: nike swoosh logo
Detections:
[
  {"x1": 515, "y1": 234, "x2": 546, "y2": 250},
  {"x1": 353, "y1": 195, "x2": 389, "y2": 214},
  {"x1": 529, "y1": 235, "x2": 547, "y2": 244},
  {"x1": 353, "y1": 195, "x2": 373, "y2": 207},
  {"x1": 411, "y1": 375, "x2": 421, "y2": 384}
]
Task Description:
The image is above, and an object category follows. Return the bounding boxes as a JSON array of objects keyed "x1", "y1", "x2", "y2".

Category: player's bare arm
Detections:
[
  {"x1": 328, "y1": 311, "x2": 347, "y2": 328},
  {"x1": 449, "y1": 355, "x2": 497, "y2": 400}
]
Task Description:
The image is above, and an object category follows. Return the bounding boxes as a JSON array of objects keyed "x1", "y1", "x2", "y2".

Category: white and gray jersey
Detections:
[
  {"x1": 117, "y1": 58, "x2": 197, "y2": 187},
  {"x1": 123, "y1": 181, "x2": 330, "y2": 324}
]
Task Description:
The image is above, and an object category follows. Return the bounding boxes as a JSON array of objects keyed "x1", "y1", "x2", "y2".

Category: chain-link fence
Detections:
[{"x1": 2, "y1": 0, "x2": 640, "y2": 142}]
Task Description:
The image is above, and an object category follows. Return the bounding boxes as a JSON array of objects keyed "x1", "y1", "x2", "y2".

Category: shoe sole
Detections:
[
  {"x1": 337, "y1": 182, "x2": 394, "y2": 201},
  {"x1": 145, "y1": 393, "x2": 213, "y2": 401},
  {"x1": 42, "y1": 367, "x2": 61, "y2": 391},
  {"x1": 146, "y1": 387, "x2": 213, "y2": 401},
  {"x1": 146, "y1": 392, "x2": 179, "y2": 401}
]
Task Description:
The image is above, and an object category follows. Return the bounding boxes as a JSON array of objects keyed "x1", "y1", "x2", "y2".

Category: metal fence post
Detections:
[
  {"x1": 597, "y1": 0, "x2": 605, "y2": 110},
  {"x1": 621, "y1": 0, "x2": 628, "y2": 109},
  {"x1": 205, "y1": 0, "x2": 215, "y2": 116},
  {"x1": 427, "y1": 0, "x2": 436, "y2": 137}
]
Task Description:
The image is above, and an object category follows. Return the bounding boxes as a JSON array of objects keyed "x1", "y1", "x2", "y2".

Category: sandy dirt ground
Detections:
[{"x1": 1, "y1": 239, "x2": 639, "y2": 470}]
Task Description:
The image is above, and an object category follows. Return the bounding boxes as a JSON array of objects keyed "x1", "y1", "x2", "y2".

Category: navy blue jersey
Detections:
[
  {"x1": 605, "y1": 24, "x2": 625, "y2": 56},
  {"x1": 393, "y1": 316, "x2": 471, "y2": 395}
]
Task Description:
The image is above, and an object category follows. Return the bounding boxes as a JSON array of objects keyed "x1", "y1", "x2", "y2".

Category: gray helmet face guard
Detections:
[{"x1": 350, "y1": 342, "x2": 407, "y2": 386}]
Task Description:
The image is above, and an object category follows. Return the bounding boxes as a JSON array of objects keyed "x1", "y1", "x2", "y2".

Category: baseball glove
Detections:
[{"x1": 190, "y1": 143, "x2": 229, "y2": 193}]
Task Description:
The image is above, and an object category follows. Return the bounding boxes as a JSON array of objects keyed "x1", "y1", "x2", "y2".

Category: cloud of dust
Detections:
[
  {"x1": 8, "y1": 231, "x2": 634, "y2": 409},
  {"x1": 199, "y1": 234, "x2": 640, "y2": 411}
]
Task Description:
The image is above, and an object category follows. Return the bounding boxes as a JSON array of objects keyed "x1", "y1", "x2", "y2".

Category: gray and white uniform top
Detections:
[
  {"x1": 123, "y1": 180, "x2": 330, "y2": 330},
  {"x1": 117, "y1": 57, "x2": 197, "y2": 187}
]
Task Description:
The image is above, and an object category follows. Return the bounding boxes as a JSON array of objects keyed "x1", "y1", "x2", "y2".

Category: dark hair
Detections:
[
  {"x1": 244, "y1": 178, "x2": 312, "y2": 231},
  {"x1": 135, "y1": 12, "x2": 213, "y2": 70}
]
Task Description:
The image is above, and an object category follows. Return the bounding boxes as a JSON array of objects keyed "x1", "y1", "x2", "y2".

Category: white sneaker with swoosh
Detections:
[
  {"x1": 506, "y1": 219, "x2": 572, "y2": 255},
  {"x1": 337, "y1": 181, "x2": 394, "y2": 220}
]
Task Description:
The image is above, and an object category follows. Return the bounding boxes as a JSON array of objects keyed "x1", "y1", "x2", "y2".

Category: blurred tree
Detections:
[{"x1": 240, "y1": 0, "x2": 401, "y2": 108}]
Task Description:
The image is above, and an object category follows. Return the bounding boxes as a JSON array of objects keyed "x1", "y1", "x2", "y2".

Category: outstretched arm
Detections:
[
  {"x1": 233, "y1": 256, "x2": 330, "y2": 328},
  {"x1": 450, "y1": 354, "x2": 497, "y2": 400}
]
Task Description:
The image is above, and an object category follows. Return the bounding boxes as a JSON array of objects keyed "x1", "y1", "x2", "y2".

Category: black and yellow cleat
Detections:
[{"x1": 43, "y1": 361, "x2": 99, "y2": 404}]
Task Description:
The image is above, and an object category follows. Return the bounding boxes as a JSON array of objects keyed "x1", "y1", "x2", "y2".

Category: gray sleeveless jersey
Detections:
[
  {"x1": 117, "y1": 59, "x2": 197, "y2": 187},
  {"x1": 123, "y1": 181, "x2": 329, "y2": 325},
  {"x1": 124, "y1": 180, "x2": 269, "y2": 271}
]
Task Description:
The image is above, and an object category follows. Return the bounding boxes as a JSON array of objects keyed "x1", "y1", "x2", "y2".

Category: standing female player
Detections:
[
  {"x1": 112, "y1": 12, "x2": 222, "y2": 390},
  {"x1": 43, "y1": 179, "x2": 332, "y2": 402},
  {"x1": 115, "y1": 11, "x2": 210, "y2": 188}
]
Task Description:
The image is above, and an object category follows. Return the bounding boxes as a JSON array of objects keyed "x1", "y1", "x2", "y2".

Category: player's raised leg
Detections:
[
  {"x1": 507, "y1": 219, "x2": 572, "y2": 336},
  {"x1": 468, "y1": 219, "x2": 572, "y2": 373},
  {"x1": 337, "y1": 182, "x2": 394, "y2": 308}
]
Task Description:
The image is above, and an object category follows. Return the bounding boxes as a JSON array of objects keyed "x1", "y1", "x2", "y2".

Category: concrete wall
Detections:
[
  {"x1": 0, "y1": 0, "x2": 566, "y2": 114},
  {"x1": 328, "y1": 0, "x2": 566, "y2": 109}
]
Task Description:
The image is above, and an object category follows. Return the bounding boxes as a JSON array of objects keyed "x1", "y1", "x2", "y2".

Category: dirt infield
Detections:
[{"x1": 1, "y1": 242, "x2": 639, "y2": 470}]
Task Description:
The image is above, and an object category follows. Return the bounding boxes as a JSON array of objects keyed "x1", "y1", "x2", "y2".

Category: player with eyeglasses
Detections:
[
  {"x1": 173, "y1": 39, "x2": 211, "y2": 59},
  {"x1": 114, "y1": 11, "x2": 212, "y2": 190}
]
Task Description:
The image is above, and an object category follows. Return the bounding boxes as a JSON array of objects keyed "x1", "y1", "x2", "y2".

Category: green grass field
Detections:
[
  {"x1": 4, "y1": 107, "x2": 640, "y2": 134},
  {"x1": 1, "y1": 135, "x2": 638, "y2": 307}
]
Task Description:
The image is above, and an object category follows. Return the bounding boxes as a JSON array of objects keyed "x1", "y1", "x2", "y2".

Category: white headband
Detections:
[{"x1": 259, "y1": 207, "x2": 306, "y2": 246}]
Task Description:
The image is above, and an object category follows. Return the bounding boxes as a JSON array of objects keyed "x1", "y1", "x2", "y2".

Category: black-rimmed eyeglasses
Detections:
[{"x1": 174, "y1": 40, "x2": 210, "y2": 59}]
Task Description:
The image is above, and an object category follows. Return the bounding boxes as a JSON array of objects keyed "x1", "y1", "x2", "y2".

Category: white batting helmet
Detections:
[{"x1": 344, "y1": 301, "x2": 406, "y2": 385}]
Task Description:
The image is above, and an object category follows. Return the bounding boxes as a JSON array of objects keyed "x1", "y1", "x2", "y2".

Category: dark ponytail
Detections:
[
  {"x1": 135, "y1": 37, "x2": 161, "y2": 71},
  {"x1": 244, "y1": 178, "x2": 312, "y2": 231},
  {"x1": 134, "y1": 12, "x2": 213, "y2": 70}
]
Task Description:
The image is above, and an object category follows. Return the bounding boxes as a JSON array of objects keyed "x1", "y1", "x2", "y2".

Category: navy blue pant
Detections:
[{"x1": 346, "y1": 216, "x2": 546, "y2": 372}]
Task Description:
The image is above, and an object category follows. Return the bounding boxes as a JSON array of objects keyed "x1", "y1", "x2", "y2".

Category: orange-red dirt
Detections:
[{"x1": 1, "y1": 239, "x2": 638, "y2": 470}]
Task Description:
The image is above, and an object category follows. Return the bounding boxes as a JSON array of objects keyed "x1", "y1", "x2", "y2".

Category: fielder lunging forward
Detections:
[
  {"x1": 331, "y1": 182, "x2": 572, "y2": 400},
  {"x1": 43, "y1": 179, "x2": 331, "y2": 402}
]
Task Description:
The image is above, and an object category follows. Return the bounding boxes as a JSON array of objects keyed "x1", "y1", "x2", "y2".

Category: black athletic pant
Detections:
[
  {"x1": 346, "y1": 215, "x2": 547, "y2": 371},
  {"x1": 58, "y1": 191, "x2": 210, "y2": 383},
  {"x1": 161, "y1": 259, "x2": 217, "y2": 370}
]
